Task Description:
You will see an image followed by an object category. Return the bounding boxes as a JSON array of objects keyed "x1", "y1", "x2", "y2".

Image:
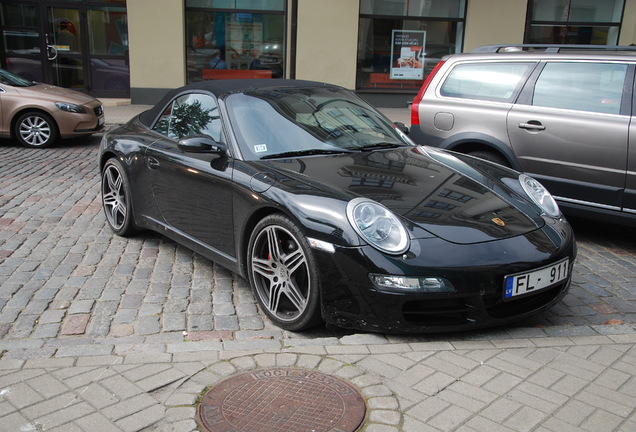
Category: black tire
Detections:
[
  {"x1": 101, "y1": 158, "x2": 136, "y2": 236},
  {"x1": 247, "y1": 214, "x2": 322, "y2": 331},
  {"x1": 467, "y1": 150, "x2": 510, "y2": 167},
  {"x1": 14, "y1": 111, "x2": 58, "y2": 148}
]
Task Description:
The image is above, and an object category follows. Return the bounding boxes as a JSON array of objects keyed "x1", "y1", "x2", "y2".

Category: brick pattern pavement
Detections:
[
  {"x1": 1, "y1": 141, "x2": 635, "y2": 354},
  {"x1": 0, "y1": 335, "x2": 634, "y2": 431},
  {"x1": 1, "y1": 138, "x2": 635, "y2": 431}
]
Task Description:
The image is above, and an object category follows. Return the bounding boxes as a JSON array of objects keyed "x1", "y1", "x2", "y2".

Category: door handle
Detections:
[
  {"x1": 518, "y1": 121, "x2": 546, "y2": 131},
  {"x1": 46, "y1": 45, "x2": 58, "y2": 60},
  {"x1": 45, "y1": 33, "x2": 58, "y2": 60},
  {"x1": 148, "y1": 157, "x2": 160, "y2": 169}
]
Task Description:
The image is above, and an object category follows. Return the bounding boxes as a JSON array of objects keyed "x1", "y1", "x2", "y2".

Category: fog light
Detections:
[{"x1": 370, "y1": 274, "x2": 455, "y2": 293}]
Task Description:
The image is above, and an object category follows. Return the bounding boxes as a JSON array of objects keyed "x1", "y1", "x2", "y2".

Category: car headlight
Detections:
[
  {"x1": 346, "y1": 198, "x2": 409, "y2": 254},
  {"x1": 519, "y1": 174, "x2": 560, "y2": 218},
  {"x1": 370, "y1": 274, "x2": 455, "y2": 293},
  {"x1": 55, "y1": 102, "x2": 87, "y2": 114}
]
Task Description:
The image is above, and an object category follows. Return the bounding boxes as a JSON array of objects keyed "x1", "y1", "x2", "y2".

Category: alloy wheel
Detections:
[
  {"x1": 250, "y1": 224, "x2": 311, "y2": 323},
  {"x1": 102, "y1": 163, "x2": 128, "y2": 231}
]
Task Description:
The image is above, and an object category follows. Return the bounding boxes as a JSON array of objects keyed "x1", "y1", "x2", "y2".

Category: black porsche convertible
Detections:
[{"x1": 99, "y1": 79, "x2": 576, "y2": 333}]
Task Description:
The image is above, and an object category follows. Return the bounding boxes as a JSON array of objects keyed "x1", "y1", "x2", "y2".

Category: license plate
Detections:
[
  {"x1": 98, "y1": 116, "x2": 105, "y2": 126},
  {"x1": 504, "y1": 258, "x2": 569, "y2": 299}
]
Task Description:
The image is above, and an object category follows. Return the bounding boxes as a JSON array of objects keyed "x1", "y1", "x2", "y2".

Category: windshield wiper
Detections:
[
  {"x1": 356, "y1": 142, "x2": 406, "y2": 151},
  {"x1": 260, "y1": 148, "x2": 356, "y2": 160}
]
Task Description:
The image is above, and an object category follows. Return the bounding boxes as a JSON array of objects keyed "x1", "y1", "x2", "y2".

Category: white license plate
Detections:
[{"x1": 504, "y1": 258, "x2": 569, "y2": 299}]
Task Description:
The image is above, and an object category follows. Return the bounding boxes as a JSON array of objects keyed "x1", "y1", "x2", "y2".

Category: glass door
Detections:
[
  {"x1": 47, "y1": 6, "x2": 86, "y2": 90},
  {"x1": 1, "y1": 1, "x2": 46, "y2": 82}
]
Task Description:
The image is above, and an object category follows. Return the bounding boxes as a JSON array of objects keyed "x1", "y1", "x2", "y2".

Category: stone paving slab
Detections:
[
  {"x1": 0, "y1": 334, "x2": 633, "y2": 431},
  {"x1": 1, "y1": 110, "x2": 635, "y2": 430}
]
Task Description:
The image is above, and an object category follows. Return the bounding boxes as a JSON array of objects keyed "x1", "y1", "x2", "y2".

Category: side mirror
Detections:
[
  {"x1": 393, "y1": 122, "x2": 409, "y2": 135},
  {"x1": 178, "y1": 135, "x2": 227, "y2": 154}
]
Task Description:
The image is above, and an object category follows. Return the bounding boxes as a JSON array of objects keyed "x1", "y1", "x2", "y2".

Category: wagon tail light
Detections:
[{"x1": 411, "y1": 60, "x2": 445, "y2": 126}]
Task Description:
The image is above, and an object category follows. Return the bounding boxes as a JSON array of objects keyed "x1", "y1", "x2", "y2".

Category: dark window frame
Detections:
[
  {"x1": 184, "y1": 1, "x2": 287, "y2": 84},
  {"x1": 524, "y1": 0, "x2": 626, "y2": 45},
  {"x1": 357, "y1": 2, "x2": 466, "y2": 93}
]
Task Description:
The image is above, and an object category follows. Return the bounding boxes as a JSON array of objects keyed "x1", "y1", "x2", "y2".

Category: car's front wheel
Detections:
[
  {"x1": 101, "y1": 158, "x2": 136, "y2": 236},
  {"x1": 15, "y1": 111, "x2": 58, "y2": 148},
  {"x1": 248, "y1": 214, "x2": 322, "y2": 331}
]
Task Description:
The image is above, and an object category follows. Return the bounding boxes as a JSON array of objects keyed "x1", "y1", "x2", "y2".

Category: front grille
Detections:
[
  {"x1": 402, "y1": 298, "x2": 475, "y2": 326},
  {"x1": 94, "y1": 106, "x2": 104, "y2": 116},
  {"x1": 401, "y1": 282, "x2": 567, "y2": 327},
  {"x1": 484, "y1": 284, "x2": 565, "y2": 318}
]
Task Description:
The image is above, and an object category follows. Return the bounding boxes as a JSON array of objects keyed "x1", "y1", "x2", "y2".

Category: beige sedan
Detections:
[{"x1": 0, "y1": 68, "x2": 104, "y2": 148}]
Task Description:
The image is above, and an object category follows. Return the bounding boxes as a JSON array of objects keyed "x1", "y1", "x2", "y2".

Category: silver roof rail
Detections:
[{"x1": 471, "y1": 44, "x2": 636, "y2": 53}]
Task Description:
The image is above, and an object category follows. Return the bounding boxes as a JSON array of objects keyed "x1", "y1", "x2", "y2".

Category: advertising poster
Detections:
[{"x1": 390, "y1": 30, "x2": 426, "y2": 80}]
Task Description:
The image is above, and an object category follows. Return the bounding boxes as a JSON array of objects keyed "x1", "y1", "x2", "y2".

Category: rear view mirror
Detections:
[
  {"x1": 178, "y1": 135, "x2": 227, "y2": 154},
  {"x1": 393, "y1": 122, "x2": 409, "y2": 134}
]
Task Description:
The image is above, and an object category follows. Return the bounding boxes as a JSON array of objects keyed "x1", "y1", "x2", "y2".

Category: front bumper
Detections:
[
  {"x1": 59, "y1": 103, "x2": 105, "y2": 137},
  {"x1": 316, "y1": 222, "x2": 576, "y2": 333}
]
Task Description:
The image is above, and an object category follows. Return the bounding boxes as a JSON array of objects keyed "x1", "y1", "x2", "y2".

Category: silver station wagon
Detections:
[{"x1": 409, "y1": 45, "x2": 636, "y2": 226}]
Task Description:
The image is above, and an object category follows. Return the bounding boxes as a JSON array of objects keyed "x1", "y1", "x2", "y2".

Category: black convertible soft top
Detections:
[{"x1": 138, "y1": 79, "x2": 329, "y2": 127}]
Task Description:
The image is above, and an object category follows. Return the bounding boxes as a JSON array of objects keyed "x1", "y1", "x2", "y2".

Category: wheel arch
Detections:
[
  {"x1": 99, "y1": 149, "x2": 120, "y2": 173},
  {"x1": 238, "y1": 206, "x2": 294, "y2": 277},
  {"x1": 11, "y1": 108, "x2": 60, "y2": 140},
  {"x1": 439, "y1": 133, "x2": 522, "y2": 171}
]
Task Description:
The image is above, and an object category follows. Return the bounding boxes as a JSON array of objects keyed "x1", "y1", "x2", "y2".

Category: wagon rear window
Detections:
[{"x1": 440, "y1": 62, "x2": 533, "y2": 102}]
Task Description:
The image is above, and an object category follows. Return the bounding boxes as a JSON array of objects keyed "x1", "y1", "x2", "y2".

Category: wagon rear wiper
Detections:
[{"x1": 260, "y1": 148, "x2": 356, "y2": 159}]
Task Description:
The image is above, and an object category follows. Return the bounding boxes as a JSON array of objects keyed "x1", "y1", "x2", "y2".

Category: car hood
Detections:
[
  {"x1": 14, "y1": 83, "x2": 98, "y2": 105},
  {"x1": 262, "y1": 146, "x2": 545, "y2": 245}
]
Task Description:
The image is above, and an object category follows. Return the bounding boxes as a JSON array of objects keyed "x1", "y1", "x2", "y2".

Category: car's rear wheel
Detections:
[
  {"x1": 248, "y1": 214, "x2": 322, "y2": 331},
  {"x1": 15, "y1": 111, "x2": 58, "y2": 148},
  {"x1": 101, "y1": 158, "x2": 136, "y2": 236}
]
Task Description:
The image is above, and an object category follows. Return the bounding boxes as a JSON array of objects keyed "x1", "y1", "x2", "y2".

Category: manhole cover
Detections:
[{"x1": 198, "y1": 368, "x2": 367, "y2": 432}]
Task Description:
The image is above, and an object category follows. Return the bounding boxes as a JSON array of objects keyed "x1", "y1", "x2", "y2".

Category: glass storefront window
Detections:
[
  {"x1": 527, "y1": 0, "x2": 624, "y2": 45},
  {"x1": 185, "y1": 1, "x2": 285, "y2": 83},
  {"x1": 361, "y1": 0, "x2": 464, "y2": 18},
  {"x1": 358, "y1": 0, "x2": 465, "y2": 91},
  {"x1": 3, "y1": 30, "x2": 39, "y2": 54},
  {"x1": 1, "y1": 3, "x2": 38, "y2": 27},
  {"x1": 531, "y1": 0, "x2": 623, "y2": 23},
  {"x1": 88, "y1": 7, "x2": 128, "y2": 56},
  {"x1": 187, "y1": 0, "x2": 284, "y2": 11}
]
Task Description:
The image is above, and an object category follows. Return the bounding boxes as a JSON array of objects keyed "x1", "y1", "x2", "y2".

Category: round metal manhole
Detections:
[{"x1": 197, "y1": 368, "x2": 367, "y2": 432}]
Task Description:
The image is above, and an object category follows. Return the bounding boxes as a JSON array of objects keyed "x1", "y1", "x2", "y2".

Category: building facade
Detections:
[{"x1": 2, "y1": 0, "x2": 636, "y2": 107}]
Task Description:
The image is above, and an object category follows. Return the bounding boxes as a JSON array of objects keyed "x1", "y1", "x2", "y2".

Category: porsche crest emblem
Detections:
[{"x1": 491, "y1": 217, "x2": 506, "y2": 227}]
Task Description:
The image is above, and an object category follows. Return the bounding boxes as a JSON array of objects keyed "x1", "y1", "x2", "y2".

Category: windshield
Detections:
[
  {"x1": 226, "y1": 86, "x2": 413, "y2": 160},
  {"x1": 0, "y1": 68, "x2": 35, "y2": 87}
]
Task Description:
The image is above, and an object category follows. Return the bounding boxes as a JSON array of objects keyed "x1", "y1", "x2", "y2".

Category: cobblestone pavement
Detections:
[{"x1": 0, "y1": 126, "x2": 635, "y2": 431}]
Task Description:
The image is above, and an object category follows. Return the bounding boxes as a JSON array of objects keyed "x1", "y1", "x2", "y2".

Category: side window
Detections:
[
  {"x1": 152, "y1": 93, "x2": 222, "y2": 140},
  {"x1": 440, "y1": 62, "x2": 533, "y2": 102},
  {"x1": 532, "y1": 62, "x2": 627, "y2": 115}
]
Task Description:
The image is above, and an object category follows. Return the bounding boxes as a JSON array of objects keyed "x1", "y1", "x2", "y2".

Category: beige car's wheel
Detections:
[{"x1": 15, "y1": 111, "x2": 58, "y2": 148}]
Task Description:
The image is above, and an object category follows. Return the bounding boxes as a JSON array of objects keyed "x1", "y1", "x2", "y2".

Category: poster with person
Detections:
[{"x1": 390, "y1": 30, "x2": 426, "y2": 80}]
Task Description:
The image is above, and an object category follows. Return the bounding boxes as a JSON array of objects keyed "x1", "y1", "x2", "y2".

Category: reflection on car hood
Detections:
[
  {"x1": 264, "y1": 146, "x2": 543, "y2": 245},
  {"x1": 15, "y1": 83, "x2": 98, "y2": 105}
]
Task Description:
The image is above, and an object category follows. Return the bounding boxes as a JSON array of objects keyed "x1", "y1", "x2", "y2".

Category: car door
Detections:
[
  {"x1": 145, "y1": 92, "x2": 235, "y2": 257},
  {"x1": 507, "y1": 61, "x2": 631, "y2": 211},
  {"x1": 626, "y1": 103, "x2": 636, "y2": 214}
]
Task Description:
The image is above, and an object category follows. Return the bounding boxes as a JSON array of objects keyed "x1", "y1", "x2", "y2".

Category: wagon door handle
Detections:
[
  {"x1": 148, "y1": 157, "x2": 160, "y2": 169},
  {"x1": 518, "y1": 121, "x2": 545, "y2": 131}
]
